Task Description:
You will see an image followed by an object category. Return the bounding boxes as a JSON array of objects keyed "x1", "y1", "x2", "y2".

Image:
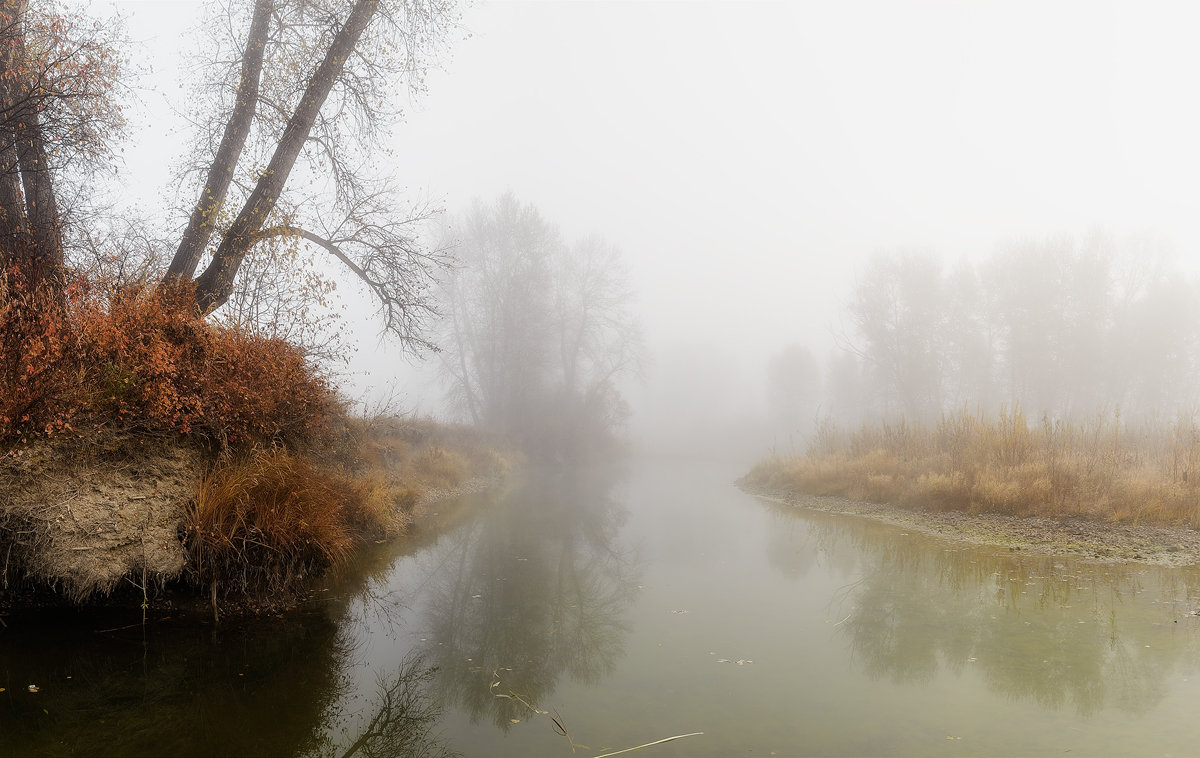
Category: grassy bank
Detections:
[
  {"x1": 183, "y1": 416, "x2": 515, "y2": 603},
  {"x1": 746, "y1": 411, "x2": 1200, "y2": 528},
  {"x1": 0, "y1": 273, "x2": 515, "y2": 609}
]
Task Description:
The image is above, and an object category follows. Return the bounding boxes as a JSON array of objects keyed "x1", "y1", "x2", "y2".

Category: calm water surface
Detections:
[{"x1": 5, "y1": 460, "x2": 1200, "y2": 756}]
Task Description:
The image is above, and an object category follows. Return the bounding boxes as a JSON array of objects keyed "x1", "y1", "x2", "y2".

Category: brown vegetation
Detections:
[
  {"x1": 183, "y1": 417, "x2": 514, "y2": 599},
  {"x1": 0, "y1": 271, "x2": 515, "y2": 606},
  {"x1": 1, "y1": 270, "x2": 333, "y2": 449},
  {"x1": 746, "y1": 410, "x2": 1200, "y2": 528}
]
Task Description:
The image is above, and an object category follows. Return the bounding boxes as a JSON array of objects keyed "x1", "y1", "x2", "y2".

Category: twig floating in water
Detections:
[{"x1": 593, "y1": 732, "x2": 705, "y2": 757}]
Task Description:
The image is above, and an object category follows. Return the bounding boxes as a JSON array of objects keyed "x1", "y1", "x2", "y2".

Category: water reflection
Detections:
[
  {"x1": 306, "y1": 657, "x2": 455, "y2": 758},
  {"x1": 1, "y1": 584, "x2": 453, "y2": 758},
  {"x1": 418, "y1": 468, "x2": 642, "y2": 729},
  {"x1": 763, "y1": 502, "x2": 1200, "y2": 716}
]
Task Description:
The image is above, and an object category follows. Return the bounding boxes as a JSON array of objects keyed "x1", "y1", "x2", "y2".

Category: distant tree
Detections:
[
  {"x1": 438, "y1": 194, "x2": 642, "y2": 457},
  {"x1": 983, "y1": 236, "x2": 1114, "y2": 417},
  {"x1": 835, "y1": 234, "x2": 1200, "y2": 425},
  {"x1": 440, "y1": 194, "x2": 557, "y2": 433},
  {"x1": 550, "y1": 234, "x2": 643, "y2": 451},
  {"x1": 824, "y1": 349, "x2": 868, "y2": 429},
  {"x1": 848, "y1": 253, "x2": 946, "y2": 420},
  {"x1": 766, "y1": 343, "x2": 821, "y2": 440},
  {"x1": 941, "y1": 261, "x2": 994, "y2": 411}
]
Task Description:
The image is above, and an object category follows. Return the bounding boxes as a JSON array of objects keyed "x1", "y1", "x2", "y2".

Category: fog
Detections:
[{"x1": 97, "y1": 0, "x2": 1200, "y2": 461}]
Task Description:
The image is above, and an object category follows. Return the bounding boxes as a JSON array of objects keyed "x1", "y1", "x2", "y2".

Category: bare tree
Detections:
[
  {"x1": 848, "y1": 252, "x2": 947, "y2": 420},
  {"x1": 438, "y1": 194, "x2": 557, "y2": 432},
  {"x1": 164, "y1": 0, "x2": 459, "y2": 353},
  {"x1": 438, "y1": 195, "x2": 643, "y2": 456},
  {"x1": 766, "y1": 344, "x2": 821, "y2": 441}
]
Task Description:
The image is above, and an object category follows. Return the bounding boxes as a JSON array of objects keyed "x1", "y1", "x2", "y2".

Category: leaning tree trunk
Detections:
[
  {"x1": 165, "y1": 0, "x2": 274, "y2": 282},
  {"x1": 193, "y1": 0, "x2": 380, "y2": 315}
]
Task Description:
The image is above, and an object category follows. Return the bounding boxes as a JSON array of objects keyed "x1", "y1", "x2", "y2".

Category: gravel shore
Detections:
[{"x1": 741, "y1": 483, "x2": 1200, "y2": 567}]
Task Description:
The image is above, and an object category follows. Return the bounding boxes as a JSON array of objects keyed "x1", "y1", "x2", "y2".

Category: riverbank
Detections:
[
  {"x1": 742, "y1": 411, "x2": 1200, "y2": 565},
  {"x1": 741, "y1": 482, "x2": 1200, "y2": 567},
  {"x1": 0, "y1": 417, "x2": 517, "y2": 612}
]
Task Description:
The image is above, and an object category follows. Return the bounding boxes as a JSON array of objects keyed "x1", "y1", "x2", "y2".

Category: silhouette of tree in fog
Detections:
[
  {"x1": 848, "y1": 252, "x2": 946, "y2": 420},
  {"x1": 438, "y1": 194, "x2": 643, "y2": 458},
  {"x1": 766, "y1": 344, "x2": 822, "y2": 444}
]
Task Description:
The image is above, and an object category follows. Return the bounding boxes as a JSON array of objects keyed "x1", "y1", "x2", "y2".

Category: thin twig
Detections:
[
  {"x1": 551, "y1": 709, "x2": 576, "y2": 754},
  {"x1": 593, "y1": 732, "x2": 705, "y2": 758}
]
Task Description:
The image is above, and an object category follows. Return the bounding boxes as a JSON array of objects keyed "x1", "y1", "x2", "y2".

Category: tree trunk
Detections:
[
  {"x1": 16, "y1": 106, "x2": 63, "y2": 284},
  {"x1": 165, "y1": 0, "x2": 274, "y2": 282},
  {"x1": 193, "y1": 0, "x2": 380, "y2": 315},
  {"x1": 0, "y1": 135, "x2": 27, "y2": 269},
  {"x1": 0, "y1": 0, "x2": 61, "y2": 288},
  {"x1": 0, "y1": 0, "x2": 28, "y2": 273}
]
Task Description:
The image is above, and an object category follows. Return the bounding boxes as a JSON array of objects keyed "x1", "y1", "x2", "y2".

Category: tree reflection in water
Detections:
[
  {"x1": 306, "y1": 656, "x2": 457, "y2": 758},
  {"x1": 762, "y1": 502, "x2": 1200, "y2": 716},
  {"x1": 419, "y1": 467, "x2": 642, "y2": 729}
]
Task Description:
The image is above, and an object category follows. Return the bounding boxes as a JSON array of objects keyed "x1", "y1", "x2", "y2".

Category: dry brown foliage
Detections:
[
  {"x1": 0, "y1": 270, "x2": 335, "y2": 449},
  {"x1": 747, "y1": 410, "x2": 1200, "y2": 527}
]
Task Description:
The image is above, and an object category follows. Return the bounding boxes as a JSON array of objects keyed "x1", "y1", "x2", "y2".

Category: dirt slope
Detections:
[{"x1": 0, "y1": 437, "x2": 201, "y2": 600}]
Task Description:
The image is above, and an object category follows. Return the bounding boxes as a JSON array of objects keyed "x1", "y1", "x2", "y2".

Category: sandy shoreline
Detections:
[{"x1": 740, "y1": 483, "x2": 1200, "y2": 567}]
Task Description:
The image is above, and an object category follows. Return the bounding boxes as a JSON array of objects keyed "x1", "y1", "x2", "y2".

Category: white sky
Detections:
[{"x1": 96, "y1": 0, "x2": 1200, "y2": 420}]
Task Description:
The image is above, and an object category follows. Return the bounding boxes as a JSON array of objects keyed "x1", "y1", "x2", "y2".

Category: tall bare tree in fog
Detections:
[
  {"x1": 766, "y1": 344, "x2": 821, "y2": 441},
  {"x1": 438, "y1": 194, "x2": 642, "y2": 457},
  {"x1": 552, "y1": 234, "x2": 642, "y2": 446},
  {"x1": 849, "y1": 253, "x2": 945, "y2": 419},
  {"x1": 983, "y1": 236, "x2": 1113, "y2": 415},
  {"x1": 440, "y1": 194, "x2": 556, "y2": 433}
]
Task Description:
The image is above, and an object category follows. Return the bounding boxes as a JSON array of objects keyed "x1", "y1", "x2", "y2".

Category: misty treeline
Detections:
[
  {"x1": 436, "y1": 194, "x2": 644, "y2": 460},
  {"x1": 771, "y1": 235, "x2": 1200, "y2": 438}
]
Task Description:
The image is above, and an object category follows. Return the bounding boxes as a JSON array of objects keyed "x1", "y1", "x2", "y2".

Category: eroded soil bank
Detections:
[
  {"x1": 0, "y1": 423, "x2": 513, "y2": 611},
  {"x1": 741, "y1": 483, "x2": 1200, "y2": 567},
  {"x1": 0, "y1": 436, "x2": 200, "y2": 602}
]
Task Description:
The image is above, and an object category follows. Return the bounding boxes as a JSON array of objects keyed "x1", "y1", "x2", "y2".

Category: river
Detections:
[{"x1": 4, "y1": 460, "x2": 1200, "y2": 756}]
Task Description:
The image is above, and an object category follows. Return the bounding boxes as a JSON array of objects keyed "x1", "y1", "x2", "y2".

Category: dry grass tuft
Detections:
[
  {"x1": 184, "y1": 449, "x2": 377, "y2": 595},
  {"x1": 180, "y1": 417, "x2": 518, "y2": 599}
]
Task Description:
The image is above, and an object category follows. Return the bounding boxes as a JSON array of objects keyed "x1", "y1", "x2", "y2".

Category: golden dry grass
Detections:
[
  {"x1": 182, "y1": 416, "x2": 518, "y2": 598},
  {"x1": 746, "y1": 410, "x2": 1200, "y2": 528},
  {"x1": 184, "y1": 449, "x2": 374, "y2": 594}
]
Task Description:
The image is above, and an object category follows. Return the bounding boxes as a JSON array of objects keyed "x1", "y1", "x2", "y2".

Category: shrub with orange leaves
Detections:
[
  {"x1": 0, "y1": 269, "x2": 336, "y2": 450},
  {"x1": 0, "y1": 271, "x2": 78, "y2": 441}
]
